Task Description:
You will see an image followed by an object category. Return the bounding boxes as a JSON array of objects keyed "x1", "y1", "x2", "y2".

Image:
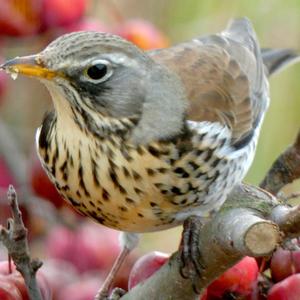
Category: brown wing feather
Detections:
[{"x1": 149, "y1": 18, "x2": 267, "y2": 145}]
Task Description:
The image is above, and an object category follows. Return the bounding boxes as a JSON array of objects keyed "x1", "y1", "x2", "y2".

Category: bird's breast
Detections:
[
  {"x1": 36, "y1": 119, "x2": 258, "y2": 233},
  {"x1": 36, "y1": 121, "x2": 187, "y2": 232}
]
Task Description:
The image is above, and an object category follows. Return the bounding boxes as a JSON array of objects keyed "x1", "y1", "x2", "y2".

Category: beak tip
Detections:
[{"x1": 0, "y1": 55, "x2": 56, "y2": 80}]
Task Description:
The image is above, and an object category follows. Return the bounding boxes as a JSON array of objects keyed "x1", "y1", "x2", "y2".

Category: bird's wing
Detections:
[{"x1": 149, "y1": 18, "x2": 268, "y2": 147}]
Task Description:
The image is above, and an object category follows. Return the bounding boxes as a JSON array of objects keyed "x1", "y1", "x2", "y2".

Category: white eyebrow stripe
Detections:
[{"x1": 57, "y1": 52, "x2": 141, "y2": 71}]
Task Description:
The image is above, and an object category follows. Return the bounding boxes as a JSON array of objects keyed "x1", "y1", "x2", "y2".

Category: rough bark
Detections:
[{"x1": 0, "y1": 186, "x2": 43, "y2": 300}]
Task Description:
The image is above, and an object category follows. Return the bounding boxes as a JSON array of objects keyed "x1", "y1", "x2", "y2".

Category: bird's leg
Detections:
[
  {"x1": 95, "y1": 232, "x2": 139, "y2": 300},
  {"x1": 179, "y1": 216, "x2": 205, "y2": 294}
]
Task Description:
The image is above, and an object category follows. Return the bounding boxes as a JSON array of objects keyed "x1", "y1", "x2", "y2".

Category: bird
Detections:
[{"x1": 1, "y1": 17, "x2": 299, "y2": 299}]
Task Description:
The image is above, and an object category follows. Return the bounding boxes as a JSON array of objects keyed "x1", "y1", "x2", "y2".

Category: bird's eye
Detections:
[
  {"x1": 84, "y1": 60, "x2": 113, "y2": 83},
  {"x1": 87, "y1": 64, "x2": 107, "y2": 79}
]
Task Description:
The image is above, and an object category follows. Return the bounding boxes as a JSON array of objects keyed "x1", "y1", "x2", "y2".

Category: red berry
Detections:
[
  {"x1": 128, "y1": 251, "x2": 169, "y2": 289},
  {"x1": 0, "y1": 279, "x2": 22, "y2": 300},
  {"x1": 42, "y1": 259, "x2": 79, "y2": 299},
  {"x1": 0, "y1": 261, "x2": 52, "y2": 300},
  {"x1": 41, "y1": 0, "x2": 88, "y2": 30},
  {"x1": 207, "y1": 256, "x2": 259, "y2": 297},
  {"x1": 270, "y1": 248, "x2": 300, "y2": 282},
  {"x1": 268, "y1": 273, "x2": 300, "y2": 300},
  {"x1": 72, "y1": 221, "x2": 120, "y2": 273},
  {"x1": 56, "y1": 274, "x2": 102, "y2": 300},
  {"x1": 46, "y1": 225, "x2": 76, "y2": 262},
  {"x1": 0, "y1": 0, "x2": 41, "y2": 36},
  {"x1": 199, "y1": 289, "x2": 208, "y2": 300},
  {"x1": 46, "y1": 221, "x2": 121, "y2": 273},
  {"x1": 116, "y1": 19, "x2": 169, "y2": 50}
]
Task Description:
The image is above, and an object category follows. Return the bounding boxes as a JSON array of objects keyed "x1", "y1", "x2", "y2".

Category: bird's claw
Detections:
[
  {"x1": 108, "y1": 288, "x2": 126, "y2": 300},
  {"x1": 95, "y1": 287, "x2": 126, "y2": 300},
  {"x1": 179, "y1": 216, "x2": 205, "y2": 294}
]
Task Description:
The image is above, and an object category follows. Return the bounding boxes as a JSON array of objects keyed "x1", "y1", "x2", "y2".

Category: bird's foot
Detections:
[
  {"x1": 94, "y1": 233, "x2": 139, "y2": 300},
  {"x1": 95, "y1": 287, "x2": 126, "y2": 300},
  {"x1": 179, "y1": 216, "x2": 205, "y2": 294}
]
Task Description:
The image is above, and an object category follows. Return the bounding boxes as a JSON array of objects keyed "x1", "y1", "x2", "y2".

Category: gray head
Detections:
[{"x1": 1, "y1": 31, "x2": 187, "y2": 143}]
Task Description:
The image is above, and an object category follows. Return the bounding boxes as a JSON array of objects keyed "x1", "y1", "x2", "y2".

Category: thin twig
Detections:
[
  {"x1": 0, "y1": 185, "x2": 43, "y2": 300},
  {"x1": 260, "y1": 130, "x2": 300, "y2": 195},
  {"x1": 278, "y1": 191, "x2": 300, "y2": 201}
]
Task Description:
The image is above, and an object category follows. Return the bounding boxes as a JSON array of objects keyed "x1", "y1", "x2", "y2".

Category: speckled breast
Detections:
[{"x1": 36, "y1": 118, "x2": 258, "y2": 233}]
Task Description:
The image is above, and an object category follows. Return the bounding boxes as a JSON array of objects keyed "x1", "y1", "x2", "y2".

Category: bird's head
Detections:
[{"x1": 1, "y1": 31, "x2": 187, "y2": 143}]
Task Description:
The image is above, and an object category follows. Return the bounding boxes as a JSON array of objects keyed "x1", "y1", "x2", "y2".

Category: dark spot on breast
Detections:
[
  {"x1": 211, "y1": 158, "x2": 221, "y2": 168},
  {"x1": 44, "y1": 152, "x2": 49, "y2": 164},
  {"x1": 148, "y1": 145, "x2": 160, "y2": 158},
  {"x1": 78, "y1": 164, "x2": 90, "y2": 197},
  {"x1": 61, "y1": 185, "x2": 69, "y2": 191},
  {"x1": 67, "y1": 196, "x2": 80, "y2": 207},
  {"x1": 157, "y1": 167, "x2": 168, "y2": 174},
  {"x1": 109, "y1": 169, "x2": 119, "y2": 187},
  {"x1": 119, "y1": 206, "x2": 128, "y2": 212},
  {"x1": 196, "y1": 171, "x2": 205, "y2": 178},
  {"x1": 180, "y1": 199, "x2": 187, "y2": 205},
  {"x1": 59, "y1": 160, "x2": 67, "y2": 173},
  {"x1": 106, "y1": 146, "x2": 116, "y2": 160},
  {"x1": 138, "y1": 213, "x2": 144, "y2": 218},
  {"x1": 91, "y1": 157, "x2": 100, "y2": 186},
  {"x1": 91, "y1": 213, "x2": 105, "y2": 224},
  {"x1": 119, "y1": 185, "x2": 127, "y2": 195},
  {"x1": 154, "y1": 183, "x2": 163, "y2": 189},
  {"x1": 102, "y1": 188, "x2": 110, "y2": 201},
  {"x1": 146, "y1": 168, "x2": 155, "y2": 176},
  {"x1": 89, "y1": 200, "x2": 96, "y2": 207},
  {"x1": 150, "y1": 202, "x2": 158, "y2": 207},
  {"x1": 134, "y1": 187, "x2": 144, "y2": 195},
  {"x1": 39, "y1": 111, "x2": 56, "y2": 150},
  {"x1": 125, "y1": 197, "x2": 135, "y2": 204},
  {"x1": 171, "y1": 186, "x2": 183, "y2": 195},
  {"x1": 121, "y1": 145, "x2": 133, "y2": 162},
  {"x1": 174, "y1": 167, "x2": 189, "y2": 178},
  {"x1": 195, "y1": 149, "x2": 204, "y2": 156},
  {"x1": 132, "y1": 170, "x2": 142, "y2": 181},
  {"x1": 122, "y1": 166, "x2": 131, "y2": 178},
  {"x1": 188, "y1": 161, "x2": 199, "y2": 170},
  {"x1": 136, "y1": 145, "x2": 145, "y2": 155},
  {"x1": 198, "y1": 132, "x2": 207, "y2": 141},
  {"x1": 97, "y1": 199, "x2": 103, "y2": 205},
  {"x1": 204, "y1": 148, "x2": 214, "y2": 162}
]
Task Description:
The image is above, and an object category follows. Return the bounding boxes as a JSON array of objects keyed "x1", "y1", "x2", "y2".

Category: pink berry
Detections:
[
  {"x1": 207, "y1": 256, "x2": 259, "y2": 297},
  {"x1": 116, "y1": 19, "x2": 169, "y2": 50},
  {"x1": 268, "y1": 273, "x2": 300, "y2": 300},
  {"x1": 128, "y1": 251, "x2": 169, "y2": 289},
  {"x1": 271, "y1": 247, "x2": 300, "y2": 282}
]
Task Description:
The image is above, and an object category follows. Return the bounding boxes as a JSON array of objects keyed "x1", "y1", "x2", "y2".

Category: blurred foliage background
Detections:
[{"x1": 0, "y1": 0, "x2": 300, "y2": 256}]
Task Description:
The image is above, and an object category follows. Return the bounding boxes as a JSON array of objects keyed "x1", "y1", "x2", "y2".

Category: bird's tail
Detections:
[{"x1": 261, "y1": 48, "x2": 300, "y2": 76}]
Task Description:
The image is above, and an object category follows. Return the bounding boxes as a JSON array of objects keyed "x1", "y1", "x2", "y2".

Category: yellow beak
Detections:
[{"x1": 0, "y1": 55, "x2": 58, "y2": 80}]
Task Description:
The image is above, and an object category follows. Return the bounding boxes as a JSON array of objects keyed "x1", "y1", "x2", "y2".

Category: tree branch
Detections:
[
  {"x1": 260, "y1": 130, "x2": 300, "y2": 195},
  {"x1": 0, "y1": 185, "x2": 43, "y2": 300},
  {"x1": 119, "y1": 130, "x2": 300, "y2": 300}
]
